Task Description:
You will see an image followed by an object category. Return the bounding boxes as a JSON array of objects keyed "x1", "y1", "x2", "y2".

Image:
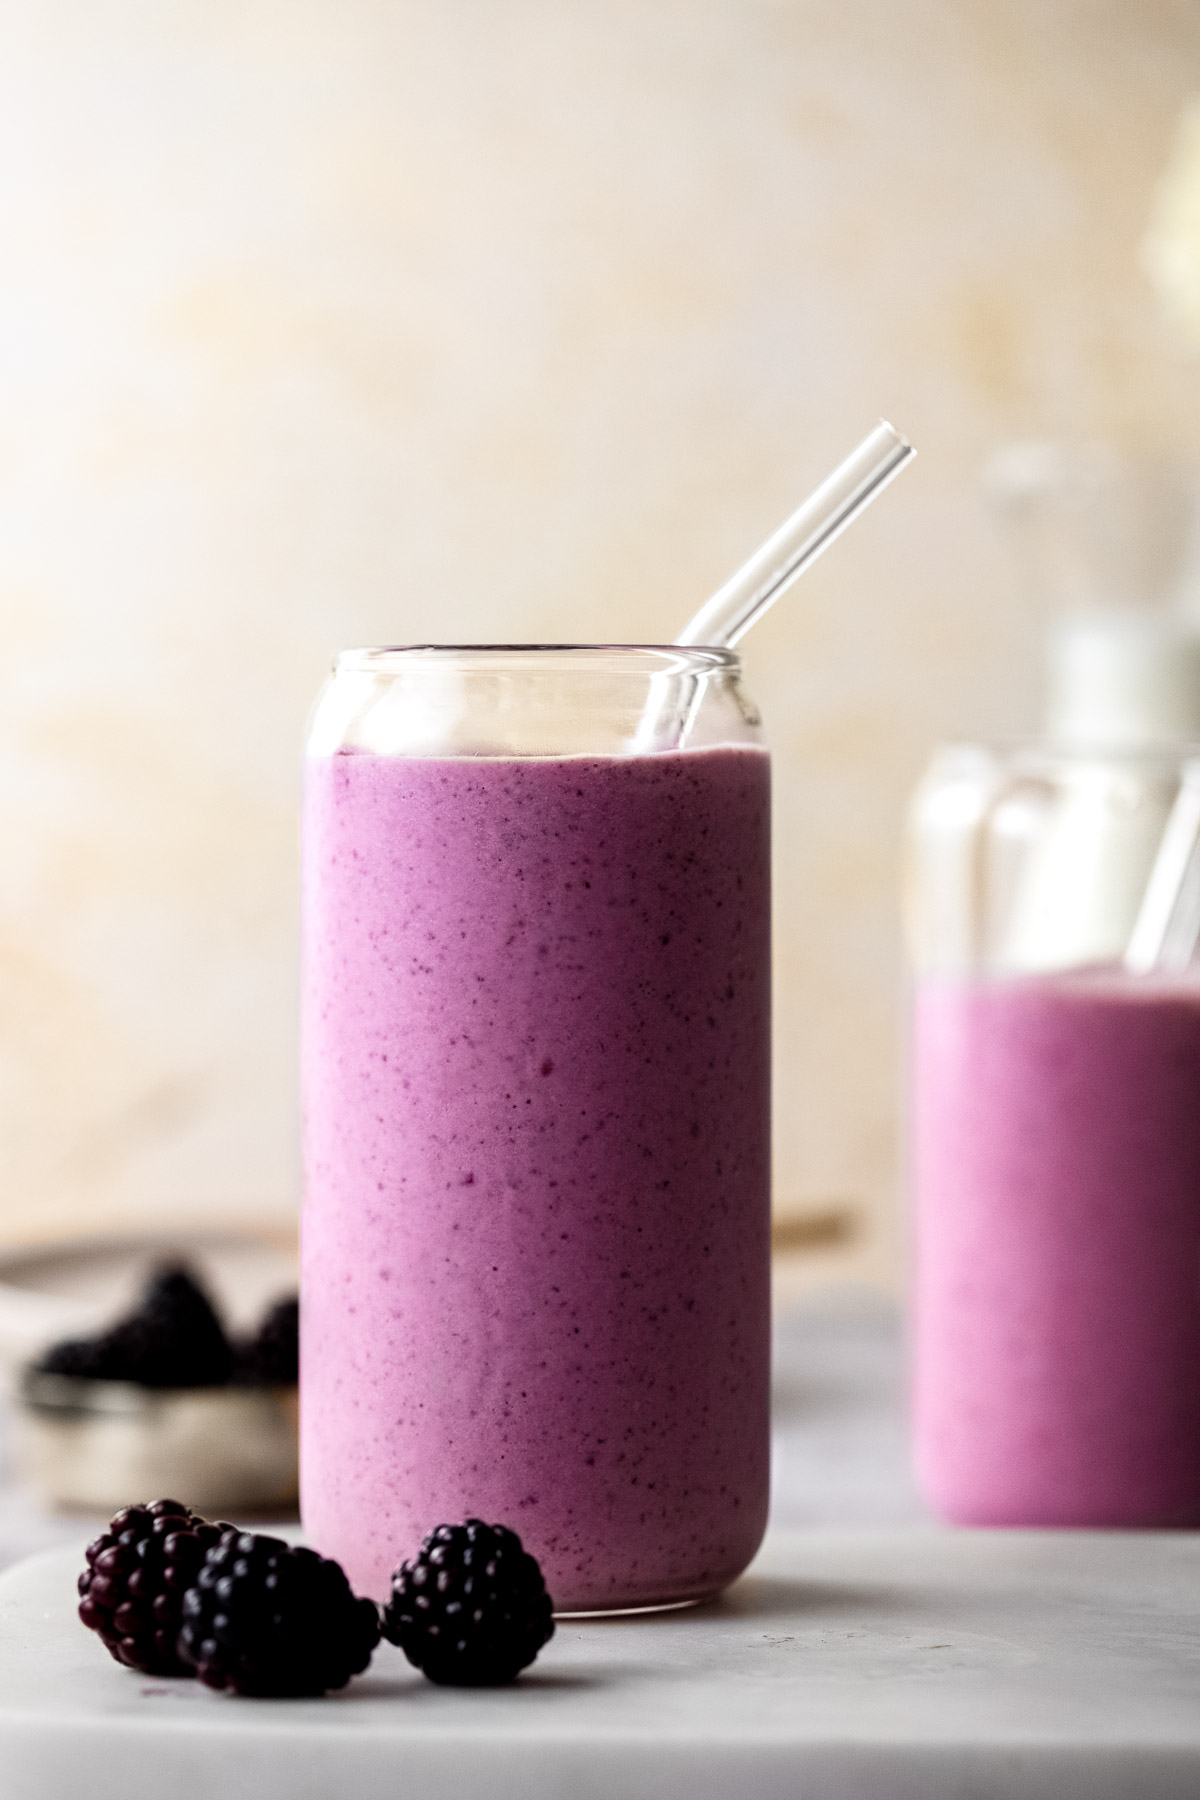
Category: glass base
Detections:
[{"x1": 554, "y1": 1592, "x2": 718, "y2": 1620}]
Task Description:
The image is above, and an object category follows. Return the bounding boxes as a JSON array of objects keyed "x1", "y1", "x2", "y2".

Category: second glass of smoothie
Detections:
[
  {"x1": 907, "y1": 742, "x2": 1200, "y2": 1527},
  {"x1": 300, "y1": 647, "x2": 771, "y2": 1611}
]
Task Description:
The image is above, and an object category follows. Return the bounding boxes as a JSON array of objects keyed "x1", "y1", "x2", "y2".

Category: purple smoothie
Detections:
[
  {"x1": 300, "y1": 746, "x2": 770, "y2": 1608},
  {"x1": 912, "y1": 966, "x2": 1200, "y2": 1527}
]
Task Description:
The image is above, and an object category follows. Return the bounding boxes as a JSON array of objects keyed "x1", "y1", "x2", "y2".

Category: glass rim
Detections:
[{"x1": 334, "y1": 644, "x2": 741, "y2": 677}]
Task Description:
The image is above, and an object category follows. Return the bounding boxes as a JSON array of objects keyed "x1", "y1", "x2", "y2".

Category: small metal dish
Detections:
[{"x1": 16, "y1": 1369, "x2": 298, "y2": 1515}]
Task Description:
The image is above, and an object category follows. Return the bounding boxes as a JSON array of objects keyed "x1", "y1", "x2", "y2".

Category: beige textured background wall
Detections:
[{"x1": 3, "y1": 0, "x2": 1200, "y2": 1279}]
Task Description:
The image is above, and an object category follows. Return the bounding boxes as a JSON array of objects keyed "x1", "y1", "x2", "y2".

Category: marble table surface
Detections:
[{"x1": 3, "y1": 1293, "x2": 1199, "y2": 1799}]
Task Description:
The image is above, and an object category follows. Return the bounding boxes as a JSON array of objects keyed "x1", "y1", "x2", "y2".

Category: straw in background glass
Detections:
[{"x1": 1125, "y1": 759, "x2": 1200, "y2": 974}]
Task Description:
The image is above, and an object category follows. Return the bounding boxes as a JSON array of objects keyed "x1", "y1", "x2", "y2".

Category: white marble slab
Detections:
[{"x1": 3, "y1": 1526, "x2": 1200, "y2": 1800}]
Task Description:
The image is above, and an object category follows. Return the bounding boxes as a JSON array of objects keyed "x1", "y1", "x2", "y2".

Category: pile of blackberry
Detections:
[
  {"x1": 41, "y1": 1267, "x2": 233, "y2": 1387},
  {"x1": 79, "y1": 1503, "x2": 556, "y2": 1695},
  {"x1": 36, "y1": 1263, "x2": 298, "y2": 1390},
  {"x1": 382, "y1": 1519, "x2": 555, "y2": 1686},
  {"x1": 79, "y1": 1505, "x2": 378, "y2": 1696}
]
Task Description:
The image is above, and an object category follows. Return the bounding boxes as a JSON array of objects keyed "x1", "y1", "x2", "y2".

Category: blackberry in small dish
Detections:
[
  {"x1": 231, "y1": 1296, "x2": 299, "y2": 1387},
  {"x1": 38, "y1": 1264, "x2": 233, "y2": 1388}
]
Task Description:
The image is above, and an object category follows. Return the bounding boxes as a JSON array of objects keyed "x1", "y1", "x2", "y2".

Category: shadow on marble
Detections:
[{"x1": 342, "y1": 1667, "x2": 621, "y2": 1702}]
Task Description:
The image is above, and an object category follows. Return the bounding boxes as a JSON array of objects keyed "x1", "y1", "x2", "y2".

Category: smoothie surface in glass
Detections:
[
  {"x1": 301, "y1": 745, "x2": 771, "y2": 1608},
  {"x1": 913, "y1": 965, "x2": 1200, "y2": 1526}
]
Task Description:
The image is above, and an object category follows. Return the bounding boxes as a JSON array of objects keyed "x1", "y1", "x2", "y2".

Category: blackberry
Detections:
[
  {"x1": 382, "y1": 1519, "x2": 555, "y2": 1686},
  {"x1": 78, "y1": 1499, "x2": 226, "y2": 1675},
  {"x1": 40, "y1": 1264, "x2": 233, "y2": 1387},
  {"x1": 178, "y1": 1531, "x2": 380, "y2": 1696},
  {"x1": 231, "y1": 1295, "x2": 299, "y2": 1386}
]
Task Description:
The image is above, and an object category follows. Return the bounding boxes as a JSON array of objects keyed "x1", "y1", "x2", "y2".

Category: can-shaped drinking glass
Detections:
[
  {"x1": 907, "y1": 741, "x2": 1200, "y2": 1526},
  {"x1": 300, "y1": 647, "x2": 771, "y2": 1610}
]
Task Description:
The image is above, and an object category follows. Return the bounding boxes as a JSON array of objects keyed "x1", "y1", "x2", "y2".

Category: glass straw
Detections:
[
  {"x1": 635, "y1": 420, "x2": 915, "y2": 751},
  {"x1": 675, "y1": 420, "x2": 915, "y2": 649},
  {"x1": 1125, "y1": 759, "x2": 1200, "y2": 975}
]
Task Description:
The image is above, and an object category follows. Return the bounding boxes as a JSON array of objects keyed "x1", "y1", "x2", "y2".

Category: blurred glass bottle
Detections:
[{"x1": 915, "y1": 446, "x2": 1200, "y2": 975}]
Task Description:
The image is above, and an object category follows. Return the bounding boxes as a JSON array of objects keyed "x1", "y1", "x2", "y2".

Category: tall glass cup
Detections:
[
  {"x1": 300, "y1": 647, "x2": 771, "y2": 1611},
  {"x1": 906, "y1": 742, "x2": 1200, "y2": 1526}
]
